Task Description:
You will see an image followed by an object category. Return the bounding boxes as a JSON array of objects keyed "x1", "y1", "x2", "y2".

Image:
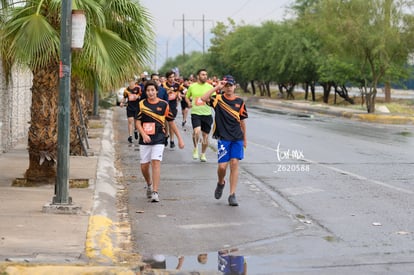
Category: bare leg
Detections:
[
  {"x1": 217, "y1": 162, "x2": 228, "y2": 185},
  {"x1": 169, "y1": 121, "x2": 175, "y2": 144},
  {"x1": 151, "y1": 160, "x2": 161, "y2": 192},
  {"x1": 192, "y1": 127, "x2": 201, "y2": 149},
  {"x1": 128, "y1": 117, "x2": 135, "y2": 136},
  {"x1": 229, "y1": 158, "x2": 239, "y2": 194},
  {"x1": 141, "y1": 162, "x2": 151, "y2": 185},
  {"x1": 182, "y1": 108, "x2": 188, "y2": 123},
  {"x1": 201, "y1": 131, "x2": 209, "y2": 154}
]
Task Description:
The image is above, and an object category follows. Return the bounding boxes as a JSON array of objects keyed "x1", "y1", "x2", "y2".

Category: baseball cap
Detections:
[{"x1": 223, "y1": 75, "x2": 235, "y2": 85}]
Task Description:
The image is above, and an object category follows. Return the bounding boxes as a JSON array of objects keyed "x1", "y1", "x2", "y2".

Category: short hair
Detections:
[
  {"x1": 197, "y1": 253, "x2": 208, "y2": 264},
  {"x1": 144, "y1": 80, "x2": 159, "y2": 91},
  {"x1": 196, "y1": 69, "x2": 207, "y2": 76},
  {"x1": 165, "y1": 70, "x2": 175, "y2": 79}
]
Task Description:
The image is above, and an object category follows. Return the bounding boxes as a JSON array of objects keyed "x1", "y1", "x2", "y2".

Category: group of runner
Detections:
[{"x1": 120, "y1": 69, "x2": 248, "y2": 206}]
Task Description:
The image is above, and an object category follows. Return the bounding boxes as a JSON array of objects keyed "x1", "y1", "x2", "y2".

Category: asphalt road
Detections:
[{"x1": 114, "y1": 105, "x2": 414, "y2": 274}]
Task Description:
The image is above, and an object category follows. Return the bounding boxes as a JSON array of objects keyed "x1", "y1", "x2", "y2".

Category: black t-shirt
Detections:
[
  {"x1": 124, "y1": 86, "x2": 141, "y2": 111},
  {"x1": 163, "y1": 82, "x2": 184, "y2": 111},
  {"x1": 137, "y1": 99, "x2": 173, "y2": 145},
  {"x1": 209, "y1": 94, "x2": 248, "y2": 141}
]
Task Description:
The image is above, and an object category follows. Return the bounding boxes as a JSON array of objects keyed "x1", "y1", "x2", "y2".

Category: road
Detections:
[{"x1": 114, "y1": 105, "x2": 414, "y2": 274}]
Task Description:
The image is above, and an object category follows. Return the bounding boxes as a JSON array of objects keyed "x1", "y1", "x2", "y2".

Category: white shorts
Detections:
[{"x1": 140, "y1": 144, "x2": 165, "y2": 163}]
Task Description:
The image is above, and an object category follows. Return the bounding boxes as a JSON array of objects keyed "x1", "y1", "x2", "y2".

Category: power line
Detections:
[{"x1": 173, "y1": 14, "x2": 214, "y2": 59}]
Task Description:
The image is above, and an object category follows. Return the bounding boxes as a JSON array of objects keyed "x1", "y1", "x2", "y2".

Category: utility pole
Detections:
[
  {"x1": 182, "y1": 14, "x2": 185, "y2": 59},
  {"x1": 166, "y1": 40, "x2": 169, "y2": 60},
  {"x1": 173, "y1": 14, "x2": 214, "y2": 58},
  {"x1": 55, "y1": 0, "x2": 72, "y2": 205},
  {"x1": 43, "y1": 0, "x2": 80, "y2": 214}
]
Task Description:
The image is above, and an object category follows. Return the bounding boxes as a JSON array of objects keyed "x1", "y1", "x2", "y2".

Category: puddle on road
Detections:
[{"x1": 140, "y1": 249, "x2": 279, "y2": 273}]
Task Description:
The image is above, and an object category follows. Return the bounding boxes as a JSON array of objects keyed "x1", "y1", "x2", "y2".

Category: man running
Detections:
[
  {"x1": 201, "y1": 75, "x2": 248, "y2": 206},
  {"x1": 185, "y1": 69, "x2": 213, "y2": 162},
  {"x1": 163, "y1": 71, "x2": 185, "y2": 149},
  {"x1": 135, "y1": 80, "x2": 184, "y2": 202},
  {"x1": 120, "y1": 79, "x2": 141, "y2": 143}
]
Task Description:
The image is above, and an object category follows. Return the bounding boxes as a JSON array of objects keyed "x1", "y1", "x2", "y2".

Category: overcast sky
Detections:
[{"x1": 139, "y1": 0, "x2": 295, "y2": 71}]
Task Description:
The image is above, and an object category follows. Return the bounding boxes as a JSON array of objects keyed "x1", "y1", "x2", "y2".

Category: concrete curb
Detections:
[
  {"x1": 246, "y1": 97, "x2": 414, "y2": 124},
  {"x1": 85, "y1": 109, "x2": 142, "y2": 267}
]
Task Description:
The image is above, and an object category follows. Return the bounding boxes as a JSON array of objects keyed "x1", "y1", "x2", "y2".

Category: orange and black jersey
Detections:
[
  {"x1": 123, "y1": 85, "x2": 142, "y2": 111},
  {"x1": 137, "y1": 98, "x2": 174, "y2": 145},
  {"x1": 162, "y1": 81, "x2": 184, "y2": 110},
  {"x1": 209, "y1": 94, "x2": 248, "y2": 141}
]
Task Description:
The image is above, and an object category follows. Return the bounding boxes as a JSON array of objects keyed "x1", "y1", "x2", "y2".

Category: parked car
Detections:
[{"x1": 116, "y1": 87, "x2": 125, "y2": 105}]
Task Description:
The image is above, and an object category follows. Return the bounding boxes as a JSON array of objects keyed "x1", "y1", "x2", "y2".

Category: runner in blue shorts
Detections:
[{"x1": 201, "y1": 75, "x2": 248, "y2": 206}]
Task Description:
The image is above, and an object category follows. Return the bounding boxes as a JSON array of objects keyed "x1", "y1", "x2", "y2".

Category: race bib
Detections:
[
  {"x1": 195, "y1": 97, "x2": 205, "y2": 106},
  {"x1": 143, "y1": 122, "x2": 155, "y2": 135},
  {"x1": 128, "y1": 93, "x2": 138, "y2": 101},
  {"x1": 168, "y1": 92, "x2": 177, "y2": 101}
]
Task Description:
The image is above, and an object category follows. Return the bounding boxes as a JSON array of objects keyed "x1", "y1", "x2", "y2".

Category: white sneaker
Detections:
[
  {"x1": 146, "y1": 184, "x2": 153, "y2": 198},
  {"x1": 151, "y1": 192, "x2": 160, "y2": 202}
]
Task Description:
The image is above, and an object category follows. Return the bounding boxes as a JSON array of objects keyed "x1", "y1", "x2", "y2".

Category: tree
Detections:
[
  {"x1": 0, "y1": 0, "x2": 153, "y2": 183},
  {"x1": 304, "y1": 0, "x2": 414, "y2": 113}
]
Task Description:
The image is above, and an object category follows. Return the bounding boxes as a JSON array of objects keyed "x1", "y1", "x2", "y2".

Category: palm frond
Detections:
[
  {"x1": 73, "y1": 26, "x2": 137, "y2": 89},
  {"x1": 4, "y1": 11, "x2": 59, "y2": 69}
]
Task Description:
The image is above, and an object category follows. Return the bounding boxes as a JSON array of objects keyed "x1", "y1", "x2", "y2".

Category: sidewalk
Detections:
[{"x1": 0, "y1": 110, "x2": 144, "y2": 274}]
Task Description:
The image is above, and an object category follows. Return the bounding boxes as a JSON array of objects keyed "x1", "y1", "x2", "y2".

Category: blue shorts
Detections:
[{"x1": 217, "y1": 140, "x2": 244, "y2": 163}]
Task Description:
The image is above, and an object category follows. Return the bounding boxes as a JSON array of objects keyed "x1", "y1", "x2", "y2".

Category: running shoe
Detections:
[
  {"x1": 146, "y1": 184, "x2": 153, "y2": 198},
  {"x1": 228, "y1": 193, "x2": 239, "y2": 206},
  {"x1": 128, "y1": 136, "x2": 133, "y2": 143},
  {"x1": 200, "y1": 153, "x2": 207, "y2": 162},
  {"x1": 192, "y1": 148, "x2": 199, "y2": 160},
  {"x1": 151, "y1": 191, "x2": 160, "y2": 202},
  {"x1": 170, "y1": 141, "x2": 175, "y2": 149},
  {"x1": 134, "y1": 130, "x2": 139, "y2": 140},
  {"x1": 164, "y1": 136, "x2": 169, "y2": 146},
  {"x1": 214, "y1": 182, "x2": 225, "y2": 199}
]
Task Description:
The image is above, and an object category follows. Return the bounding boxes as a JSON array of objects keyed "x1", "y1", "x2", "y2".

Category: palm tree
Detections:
[{"x1": 0, "y1": 0, "x2": 153, "y2": 184}]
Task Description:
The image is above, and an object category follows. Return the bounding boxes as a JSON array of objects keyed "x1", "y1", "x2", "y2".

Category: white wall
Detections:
[{"x1": 0, "y1": 63, "x2": 32, "y2": 153}]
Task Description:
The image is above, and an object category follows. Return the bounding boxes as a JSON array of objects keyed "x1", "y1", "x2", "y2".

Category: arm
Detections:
[
  {"x1": 240, "y1": 120, "x2": 247, "y2": 149},
  {"x1": 185, "y1": 96, "x2": 192, "y2": 108},
  {"x1": 120, "y1": 90, "x2": 127, "y2": 107},
  {"x1": 200, "y1": 81, "x2": 225, "y2": 102},
  {"x1": 168, "y1": 120, "x2": 184, "y2": 149},
  {"x1": 185, "y1": 88, "x2": 192, "y2": 108},
  {"x1": 175, "y1": 256, "x2": 184, "y2": 270}
]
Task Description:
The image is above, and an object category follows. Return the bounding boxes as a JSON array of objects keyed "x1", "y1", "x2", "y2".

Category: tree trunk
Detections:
[
  {"x1": 310, "y1": 82, "x2": 316, "y2": 101},
  {"x1": 258, "y1": 81, "x2": 265, "y2": 96},
  {"x1": 25, "y1": 64, "x2": 59, "y2": 184},
  {"x1": 277, "y1": 84, "x2": 284, "y2": 98},
  {"x1": 70, "y1": 79, "x2": 89, "y2": 156},
  {"x1": 304, "y1": 83, "x2": 309, "y2": 100},
  {"x1": 365, "y1": 87, "x2": 377, "y2": 113},
  {"x1": 384, "y1": 82, "x2": 391, "y2": 103},
  {"x1": 286, "y1": 84, "x2": 295, "y2": 100},
  {"x1": 250, "y1": 80, "x2": 256, "y2": 95},
  {"x1": 322, "y1": 82, "x2": 331, "y2": 103},
  {"x1": 265, "y1": 81, "x2": 271, "y2": 97}
]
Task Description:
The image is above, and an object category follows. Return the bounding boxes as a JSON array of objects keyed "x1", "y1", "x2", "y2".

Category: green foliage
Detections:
[
  {"x1": 152, "y1": 0, "x2": 414, "y2": 109},
  {"x1": 0, "y1": 0, "x2": 154, "y2": 92}
]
